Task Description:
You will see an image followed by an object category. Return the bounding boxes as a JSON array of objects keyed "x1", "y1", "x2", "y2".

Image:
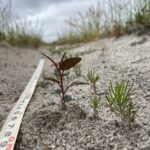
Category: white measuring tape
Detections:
[{"x1": 0, "y1": 58, "x2": 45, "y2": 150}]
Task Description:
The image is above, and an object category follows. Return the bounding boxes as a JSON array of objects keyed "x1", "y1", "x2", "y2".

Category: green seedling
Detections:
[
  {"x1": 37, "y1": 71, "x2": 53, "y2": 88},
  {"x1": 90, "y1": 96, "x2": 102, "y2": 119},
  {"x1": 73, "y1": 63, "x2": 82, "y2": 76},
  {"x1": 37, "y1": 80, "x2": 49, "y2": 88},
  {"x1": 42, "y1": 52, "x2": 86, "y2": 109},
  {"x1": 106, "y1": 80, "x2": 137, "y2": 126},
  {"x1": 87, "y1": 69, "x2": 100, "y2": 94}
]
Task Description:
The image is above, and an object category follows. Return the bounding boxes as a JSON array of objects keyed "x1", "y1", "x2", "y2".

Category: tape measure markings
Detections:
[{"x1": 0, "y1": 58, "x2": 45, "y2": 150}]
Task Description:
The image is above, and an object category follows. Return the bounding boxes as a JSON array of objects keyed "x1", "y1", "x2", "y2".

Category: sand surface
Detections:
[{"x1": 0, "y1": 35, "x2": 150, "y2": 150}]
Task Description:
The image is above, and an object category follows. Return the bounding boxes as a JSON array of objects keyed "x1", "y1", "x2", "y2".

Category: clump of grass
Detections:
[
  {"x1": 42, "y1": 52, "x2": 87, "y2": 109},
  {"x1": 126, "y1": 0, "x2": 150, "y2": 32},
  {"x1": 0, "y1": 0, "x2": 11, "y2": 41},
  {"x1": 56, "y1": 0, "x2": 150, "y2": 45},
  {"x1": 90, "y1": 96, "x2": 102, "y2": 119},
  {"x1": 0, "y1": 31, "x2": 6, "y2": 41},
  {"x1": 0, "y1": 1, "x2": 44, "y2": 48},
  {"x1": 110, "y1": 22, "x2": 125, "y2": 37},
  {"x1": 73, "y1": 63, "x2": 82, "y2": 77},
  {"x1": 87, "y1": 69, "x2": 100, "y2": 94},
  {"x1": 57, "y1": 3, "x2": 101, "y2": 45},
  {"x1": 7, "y1": 32, "x2": 43, "y2": 48},
  {"x1": 106, "y1": 80, "x2": 137, "y2": 127},
  {"x1": 6, "y1": 20, "x2": 43, "y2": 48}
]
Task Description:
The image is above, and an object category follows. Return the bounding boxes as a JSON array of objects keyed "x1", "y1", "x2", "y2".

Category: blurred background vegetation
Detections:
[
  {"x1": 0, "y1": 0, "x2": 149, "y2": 48},
  {"x1": 57, "y1": 0, "x2": 150, "y2": 45},
  {"x1": 0, "y1": 0, "x2": 44, "y2": 48}
]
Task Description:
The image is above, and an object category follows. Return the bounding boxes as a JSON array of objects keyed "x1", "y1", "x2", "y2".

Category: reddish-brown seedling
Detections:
[{"x1": 42, "y1": 52, "x2": 82, "y2": 109}]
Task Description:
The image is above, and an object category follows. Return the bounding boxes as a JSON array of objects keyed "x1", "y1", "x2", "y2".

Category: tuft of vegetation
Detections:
[
  {"x1": 87, "y1": 69, "x2": 100, "y2": 94},
  {"x1": 6, "y1": 19, "x2": 44, "y2": 48},
  {"x1": 126, "y1": 0, "x2": 150, "y2": 33},
  {"x1": 0, "y1": 0, "x2": 44, "y2": 48},
  {"x1": 90, "y1": 96, "x2": 102, "y2": 119},
  {"x1": 106, "y1": 80, "x2": 137, "y2": 126},
  {"x1": 56, "y1": 0, "x2": 150, "y2": 45},
  {"x1": 0, "y1": 31, "x2": 6, "y2": 41},
  {"x1": 57, "y1": 3, "x2": 101, "y2": 45},
  {"x1": 42, "y1": 52, "x2": 88, "y2": 109},
  {"x1": 0, "y1": 0, "x2": 10, "y2": 42}
]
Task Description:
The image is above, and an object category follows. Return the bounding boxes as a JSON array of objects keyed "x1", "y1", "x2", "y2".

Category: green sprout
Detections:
[
  {"x1": 87, "y1": 69, "x2": 100, "y2": 94},
  {"x1": 106, "y1": 80, "x2": 137, "y2": 126},
  {"x1": 73, "y1": 63, "x2": 82, "y2": 77},
  {"x1": 90, "y1": 96, "x2": 102, "y2": 119}
]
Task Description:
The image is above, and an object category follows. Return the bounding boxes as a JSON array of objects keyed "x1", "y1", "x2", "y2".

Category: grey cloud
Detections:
[
  {"x1": 12, "y1": 0, "x2": 70, "y2": 10},
  {"x1": 12, "y1": 0, "x2": 72, "y2": 18},
  {"x1": 11, "y1": 0, "x2": 99, "y2": 41}
]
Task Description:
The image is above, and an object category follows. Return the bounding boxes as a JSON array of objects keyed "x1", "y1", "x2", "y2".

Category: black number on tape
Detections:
[
  {"x1": 0, "y1": 141, "x2": 7, "y2": 147},
  {"x1": 9, "y1": 123, "x2": 15, "y2": 128},
  {"x1": 5, "y1": 131, "x2": 11, "y2": 137},
  {"x1": 11, "y1": 116, "x2": 17, "y2": 121}
]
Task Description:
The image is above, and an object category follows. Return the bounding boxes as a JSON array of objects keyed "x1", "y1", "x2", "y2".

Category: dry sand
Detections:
[{"x1": 0, "y1": 35, "x2": 150, "y2": 150}]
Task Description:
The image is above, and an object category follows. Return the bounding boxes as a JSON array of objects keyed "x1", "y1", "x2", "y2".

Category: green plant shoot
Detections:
[
  {"x1": 106, "y1": 80, "x2": 137, "y2": 126},
  {"x1": 87, "y1": 69, "x2": 100, "y2": 94}
]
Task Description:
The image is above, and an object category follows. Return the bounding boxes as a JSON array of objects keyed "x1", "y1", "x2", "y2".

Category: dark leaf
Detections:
[
  {"x1": 61, "y1": 52, "x2": 67, "y2": 63},
  {"x1": 44, "y1": 76, "x2": 60, "y2": 84},
  {"x1": 68, "y1": 81, "x2": 88, "y2": 88},
  {"x1": 59, "y1": 57, "x2": 81, "y2": 70}
]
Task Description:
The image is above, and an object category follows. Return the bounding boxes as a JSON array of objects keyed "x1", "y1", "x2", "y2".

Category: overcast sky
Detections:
[{"x1": 11, "y1": 0, "x2": 99, "y2": 42}]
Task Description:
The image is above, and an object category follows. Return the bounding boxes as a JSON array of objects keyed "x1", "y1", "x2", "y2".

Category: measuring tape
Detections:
[{"x1": 0, "y1": 58, "x2": 45, "y2": 150}]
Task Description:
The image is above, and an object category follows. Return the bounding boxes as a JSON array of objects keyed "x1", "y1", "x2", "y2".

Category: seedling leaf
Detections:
[
  {"x1": 44, "y1": 76, "x2": 60, "y2": 84},
  {"x1": 68, "y1": 81, "x2": 88, "y2": 88},
  {"x1": 59, "y1": 57, "x2": 81, "y2": 70},
  {"x1": 61, "y1": 52, "x2": 67, "y2": 62}
]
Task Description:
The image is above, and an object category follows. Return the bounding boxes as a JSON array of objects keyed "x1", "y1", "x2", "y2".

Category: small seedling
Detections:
[
  {"x1": 73, "y1": 63, "x2": 82, "y2": 76},
  {"x1": 44, "y1": 145, "x2": 49, "y2": 150},
  {"x1": 87, "y1": 69, "x2": 100, "y2": 94},
  {"x1": 37, "y1": 71, "x2": 53, "y2": 88},
  {"x1": 42, "y1": 52, "x2": 85, "y2": 109},
  {"x1": 90, "y1": 96, "x2": 102, "y2": 119},
  {"x1": 106, "y1": 80, "x2": 137, "y2": 126},
  {"x1": 37, "y1": 80, "x2": 48, "y2": 88}
]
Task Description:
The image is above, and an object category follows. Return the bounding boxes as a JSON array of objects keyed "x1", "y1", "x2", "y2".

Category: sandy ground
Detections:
[{"x1": 0, "y1": 35, "x2": 150, "y2": 150}]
